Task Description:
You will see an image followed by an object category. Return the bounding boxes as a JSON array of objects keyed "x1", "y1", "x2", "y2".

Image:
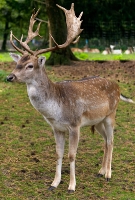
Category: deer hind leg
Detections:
[
  {"x1": 95, "y1": 112, "x2": 115, "y2": 180},
  {"x1": 68, "y1": 127, "x2": 80, "y2": 193},
  {"x1": 49, "y1": 131, "x2": 65, "y2": 190}
]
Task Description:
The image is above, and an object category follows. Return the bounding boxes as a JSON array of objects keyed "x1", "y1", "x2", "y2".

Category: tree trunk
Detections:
[
  {"x1": 1, "y1": 17, "x2": 10, "y2": 51},
  {"x1": 45, "y1": 0, "x2": 78, "y2": 65},
  {"x1": 1, "y1": 9, "x2": 12, "y2": 52}
]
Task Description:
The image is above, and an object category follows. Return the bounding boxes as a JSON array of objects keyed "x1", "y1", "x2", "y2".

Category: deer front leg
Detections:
[
  {"x1": 49, "y1": 131, "x2": 65, "y2": 190},
  {"x1": 105, "y1": 141, "x2": 113, "y2": 181},
  {"x1": 68, "y1": 127, "x2": 80, "y2": 193},
  {"x1": 103, "y1": 114, "x2": 115, "y2": 181}
]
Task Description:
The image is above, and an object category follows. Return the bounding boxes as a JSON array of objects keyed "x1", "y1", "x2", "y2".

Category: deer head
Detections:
[
  {"x1": 7, "y1": 4, "x2": 83, "y2": 83},
  {"x1": 7, "y1": 53, "x2": 46, "y2": 83},
  {"x1": 10, "y1": 4, "x2": 83, "y2": 56}
]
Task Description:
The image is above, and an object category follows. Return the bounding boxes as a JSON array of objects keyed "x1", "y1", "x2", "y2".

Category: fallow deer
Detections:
[
  {"x1": 102, "y1": 47, "x2": 112, "y2": 55},
  {"x1": 110, "y1": 45, "x2": 122, "y2": 54},
  {"x1": 7, "y1": 4, "x2": 134, "y2": 193},
  {"x1": 124, "y1": 47, "x2": 134, "y2": 54},
  {"x1": 71, "y1": 47, "x2": 83, "y2": 53},
  {"x1": 83, "y1": 45, "x2": 100, "y2": 53}
]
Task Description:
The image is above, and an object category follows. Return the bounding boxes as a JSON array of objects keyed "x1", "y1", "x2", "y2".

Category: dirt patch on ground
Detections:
[{"x1": 51, "y1": 60, "x2": 135, "y2": 83}]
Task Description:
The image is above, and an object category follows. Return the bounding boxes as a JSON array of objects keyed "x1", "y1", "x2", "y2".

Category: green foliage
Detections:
[{"x1": 0, "y1": 0, "x2": 6, "y2": 9}]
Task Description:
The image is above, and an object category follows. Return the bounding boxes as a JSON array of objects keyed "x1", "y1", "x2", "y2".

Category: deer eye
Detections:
[{"x1": 27, "y1": 65, "x2": 33, "y2": 69}]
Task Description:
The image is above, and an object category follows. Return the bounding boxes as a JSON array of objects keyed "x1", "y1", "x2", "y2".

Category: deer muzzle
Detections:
[{"x1": 7, "y1": 73, "x2": 16, "y2": 82}]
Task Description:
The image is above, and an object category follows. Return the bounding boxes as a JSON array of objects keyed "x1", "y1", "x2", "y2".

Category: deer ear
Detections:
[
  {"x1": 38, "y1": 56, "x2": 46, "y2": 68},
  {"x1": 10, "y1": 53, "x2": 21, "y2": 63}
]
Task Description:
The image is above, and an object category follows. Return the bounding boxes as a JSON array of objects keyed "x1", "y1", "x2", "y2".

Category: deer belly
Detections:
[{"x1": 81, "y1": 116, "x2": 104, "y2": 127}]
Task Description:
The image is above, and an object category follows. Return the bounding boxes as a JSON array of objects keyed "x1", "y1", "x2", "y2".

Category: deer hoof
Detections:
[
  {"x1": 48, "y1": 186, "x2": 56, "y2": 191},
  {"x1": 68, "y1": 189, "x2": 75, "y2": 194},
  {"x1": 97, "y1": 173, "x2": 103, "y2": 177},
  {"x1": 106, "y1": 178, "x2": 110, "y2": 182}
]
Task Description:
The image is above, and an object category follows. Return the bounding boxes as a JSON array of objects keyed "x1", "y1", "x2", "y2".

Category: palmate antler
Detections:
[{"x1": 10, "y1": 3, "x2": 83, "y2": 57}]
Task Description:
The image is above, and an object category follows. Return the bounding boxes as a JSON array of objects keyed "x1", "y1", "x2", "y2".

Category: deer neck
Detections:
[
  {"x1": 26, "y1": 68, "x2": 57, "y2": 103},
  {"x1": 26, "y1": 68, "x2": 64, "y2": 122}
]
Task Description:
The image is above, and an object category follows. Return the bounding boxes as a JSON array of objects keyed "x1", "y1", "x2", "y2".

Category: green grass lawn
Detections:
[
  {"x1": 0, "y1": 54, "x2": 135, "y2": 199},
  {"x1": 74, "y1": 52, "x2": 135, "y2": 61},
  {"x1": 0, "y1": 51, "x2": 135, "y2": 62}
]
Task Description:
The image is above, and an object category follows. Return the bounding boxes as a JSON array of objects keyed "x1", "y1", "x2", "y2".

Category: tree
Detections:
[
  {"x1": 45, "y1": 0, "x2": 79, "y2": 65},
  {"x1": 0, "y1": 0, "x2": 22, "y2": 51}
]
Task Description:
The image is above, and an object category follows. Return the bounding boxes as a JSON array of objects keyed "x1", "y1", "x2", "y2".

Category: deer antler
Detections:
[
  {"x1": 20, "y1": 8, "x2": 42, "y2": 53},
  {"x1": 35, "y1": 3, "x2": 83, "y2": 56},
  {"x1": 10, "y1": 31, "x2": 25, "y2": 54},
  {"x1": 10, "y1": 4, "x2": 83, "y2": 56},
  {"x1": 51, "y1": 3, "x2": 83, "y2": 48},
  {"x1": 10, "y1": 9, "x2": 42, "y2": 55}
]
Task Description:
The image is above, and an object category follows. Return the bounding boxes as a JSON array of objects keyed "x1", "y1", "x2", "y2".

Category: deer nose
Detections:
[{"x1": 7, "y1": 74, "x2": 16, "y2": 82}]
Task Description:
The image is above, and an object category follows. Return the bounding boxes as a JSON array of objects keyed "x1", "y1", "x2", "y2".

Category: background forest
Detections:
[{"x1": 1, "y1": 0, "x2": 135, "y2": 51}]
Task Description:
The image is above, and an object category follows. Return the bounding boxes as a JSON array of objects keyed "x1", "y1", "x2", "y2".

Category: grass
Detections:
[
  {"x1": 74, "y1": 52, "x2": 135, "y2": 61},
  {"x1": 0, "y1": 54, "x2": 135, "y2": 199}
]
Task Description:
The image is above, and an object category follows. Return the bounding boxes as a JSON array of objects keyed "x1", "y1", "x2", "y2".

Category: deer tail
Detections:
[{"x1": 120, "y1": 94, "x2": 135, "y2": 104}]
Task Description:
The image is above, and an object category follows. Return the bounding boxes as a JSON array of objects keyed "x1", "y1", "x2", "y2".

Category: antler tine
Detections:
[
  {"x1": 70, "y1": 3, "x2": 75, "y2": 13},
  {"x1": 33, "y1": 8, "x2": 40, "y2": 18},
  {"x1": 78, "y1": 11, "x2": 83, "y2": 20},
  {"x1": 56, "y1": 4, "x2": 67, "y2": 12},
  {"x1": 10, "y1": 31, "x2": 25, "y2": 54},
  {"x1": 72, "y1": 36, "x2": 80, "y2": 44},
  {"x1": 19, "y1": 34, "x2": 34, "y2": 55},
  {"x1": 35, "y1": 21, "x2": 42, "y2": 38},
  {"x1": 50, "y1": 34, "x2": 59, "y2": 47}
]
